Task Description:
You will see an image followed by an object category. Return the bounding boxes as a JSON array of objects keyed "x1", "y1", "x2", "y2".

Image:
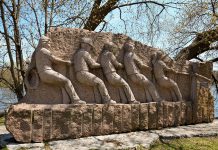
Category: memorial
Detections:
[{"x1": 5, "y1": 28, "x2": 214, "y2": 142}]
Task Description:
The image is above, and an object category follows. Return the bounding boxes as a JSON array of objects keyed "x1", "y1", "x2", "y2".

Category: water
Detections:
[
  {"x1": 0, "y1": 88, "x2": 17, "y2": 110},
  {"x1": 0, "y1": 87, "x2": 218, "y2": 117}
]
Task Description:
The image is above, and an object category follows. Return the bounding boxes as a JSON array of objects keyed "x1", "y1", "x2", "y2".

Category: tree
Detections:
[
  {"x1": 167, "y1": 0, "x2": 218, "y2": 62},
  {"x1": 0, "y1": 0, "x2": 216, "y2": 100}
]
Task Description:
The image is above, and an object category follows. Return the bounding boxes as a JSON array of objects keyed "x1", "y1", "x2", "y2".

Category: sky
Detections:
[{"x1": 0, "y1": 0, "x2": 217, "y2": 70}]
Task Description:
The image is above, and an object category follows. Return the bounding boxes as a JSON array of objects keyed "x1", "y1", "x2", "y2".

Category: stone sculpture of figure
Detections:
[
  {"x1": 25, "y1": 35, "x2": 86, "y2": 104},
  {"x1": 123, "y1": 41, "x2": 161, "y2": 102},
  {"x1": 74, "y1": 38, "x2": 116, "y2": 104},
  {"x1": 100, "y1": 41, "x2": 140, "y2": 104},
  {"x1": 151, "y1": 51, "x2": 183, "y2": 101}
]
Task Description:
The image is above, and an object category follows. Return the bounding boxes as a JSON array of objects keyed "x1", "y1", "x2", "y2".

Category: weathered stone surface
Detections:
[
  {"x1": 139, "y1": 103, "x2": 148, "y2": 130},
  {"x1": 163, "y1": 102, "x2": 169, "y2": 127},
  {"x1": 22, "y1": 28, "x2": 213, "y2": 107},
  {"x1": 186, "y1": 101, "x2": 193, "y2": 124},
  {"x1": 157, "y1": 102, "x2": 164, "y2": 129},
  {"x1": 122, "y1": 104, "x2": 132, "y2": 132},
  {"x1": 7, "y1": 143, "x2": 45, "y2": 150},
  {"x1": 5, "y1": 104, "x2": 32, "y2": 142},
  {"x1": 69, "y1": 105, "x2": 83, "y2": 138},
  {"x1": 180, "y1": 102, "x2": 186, "y2": 125},
  {"x1": 48, "y1": 132, "x2": 159, "y2": 150},
  {"x1": 3, "y1": 120, "x2": 218, "y2": 149},
  {"x1": 102, "y1": 105, "x2": 114, "y2": 134},
  {"x1": 174, "y1": 102, "x2": 181, "y2": 126},
  {"x1": 92, "y1": 104, "x2": 103, "y2": 136},
  {"x1": 32, "y1": 109, "x2": 43, "y2": 142},
  {"x1": 5, "y1": 102, "x2": 215, "y2": 143},
  {"x1": 113, "y1": 105, "x2": 122, "y2": 133},
  {"x1": 148, "y1": 102, "x2": 157, "y2": 129},
  {"x1": 151, "y1": 120, "x2": 218, "y2": 139},
  {"x1": 43, "y1": 109, "x2": 52, "y2": 141},
  {"x1": 82, "y1": 105, "x2": 93, "y2": 137},
  {"x1": 167, "y1": 102, "x2": 175, "y2": 127},
  {"x1": 131, "y1": 104, "x2": 140, "y2": 130}
]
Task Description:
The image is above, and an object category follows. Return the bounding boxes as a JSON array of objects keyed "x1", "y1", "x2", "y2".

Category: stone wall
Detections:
[
  {"x1": 6, "y1": 94, "x2": 213, "y2": 142},
  {"x1": 22, "y1": 28, "x2": 212, "y2": 104}
]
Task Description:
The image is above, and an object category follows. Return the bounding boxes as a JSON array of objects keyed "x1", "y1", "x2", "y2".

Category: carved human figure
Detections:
[
  {"x1": 151, "y1": 51, "x2": 183, "y2": 101},
  {"x1": 100, "y1": 41, "x2": 140, "y2": 104},
  {"x1": 25, "y1": 36, "x2": 86, "y2": 104},
  {"x1": 74, "y1": 38, "x2": 116, "y2": 104},
  {"x1": 123, "y1": 41, "x2": 161, "y2": 102}
]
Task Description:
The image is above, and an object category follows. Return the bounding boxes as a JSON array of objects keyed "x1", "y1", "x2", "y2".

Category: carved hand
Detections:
[
  {"x1": 118, "y1": 63, "x2": 123, "y2": 69},
  {"x1": 66, "y1": 60, "x2": 73, "y2": 66},
  {"x1": 142, "y1": 65, "x2": 152, "y2": 71}
]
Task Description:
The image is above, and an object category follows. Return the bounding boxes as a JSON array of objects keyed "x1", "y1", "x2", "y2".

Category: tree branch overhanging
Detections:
[{"x1": 175, "y1": 28, "x2": 218, "y2": 61}]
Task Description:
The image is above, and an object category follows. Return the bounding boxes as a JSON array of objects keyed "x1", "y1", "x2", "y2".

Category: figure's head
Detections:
[
  {"x1": 123, "y1": 41, "x2": 135, "y2": 52},
  {"x1": 39, "y1": 36, "x2": 51, "y2": 49},
  {"x1": 103, "y1": 41, "x2": 117, "y2": 53},
  {"x1": 80, "y1": 37, "x2": 94, "y2": 51}
]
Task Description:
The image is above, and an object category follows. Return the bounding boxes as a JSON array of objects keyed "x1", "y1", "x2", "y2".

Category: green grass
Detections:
[
  {"x1": 0, "y1": 116, "x2": 5, "y2": 125},
  {"x1": 150, "y1": 137, "x2": 218, "y2": 150}
]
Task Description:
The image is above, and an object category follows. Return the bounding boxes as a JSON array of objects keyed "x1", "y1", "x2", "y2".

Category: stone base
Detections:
[{"x1": 5, "y1": 102, "x2": 213, "y2": 142}]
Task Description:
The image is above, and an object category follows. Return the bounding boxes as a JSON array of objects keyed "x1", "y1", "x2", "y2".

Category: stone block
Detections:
[
  {"x1": 174, "y1": 102, "x2": 181, "y2": 126},
  {"x1": 82, "y1": 105, "x2": 93, "y2": 137},
  {"x1": 180, "y1": 102, "x2": 186, "y2": 125},
  {"x1": 70, "y1": 105, "x2": 83, "y2": 138},
  {"x1": 157, "y1": 102, "x2": 164, "y2": 129},
  {"x1": 148, "y1": 102, "x2": 157, "y2": 129},
  {"x1": 139, "y1": 103, "x2": 148, "y2": 130},
  {"x1": 122, "y1": 104, "x2": 132, "y2": 132},
  {"x1": 6, "y1": 104, "x2": 32, "y2": 142},
  {"x1": 131, "y1": 104, "x2": 140, "y2": 130},
  {"x1": 92, "y1": 105, "x2": 103, "y2": 136},
  {"x1": 163, "y1": 102, "x2": 169, "y2": 128},
  {"x1": 52, "y1": 108, "x2": 71, "y2": 140},
  {"x1": 113, "y1": 105, "x2": 122, "y2": 133},
  {"x1": 102, "y1": 105, "x2": 114, "y2": 134},
  {"x1": 32, "y1": 110, "x2": 43, "y2": 142},
  {"x1": 208, "y1": 92, "x2": 214, "y2": 122},
  {"x1": 186, "y1": 101, "x2": 193, "y2": 124},
  {"x1": 168, "y1": 102, "x2": 174, "y2": 127},
  {"x1": 43, "y1": 109, "x2": 52, "y2": 141}
]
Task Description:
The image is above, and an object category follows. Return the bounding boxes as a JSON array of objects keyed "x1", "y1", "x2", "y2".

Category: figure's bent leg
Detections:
[
  {"x1": 40, "y1": 70, "x2": 85, "y2": 104},
  {"x1": 145, "y1": 89, "x2": 152, "y2": 102},
  {"x1": 93, "y1": 77, "x2": 116, "y2": 104},
  {"x1": 121, "y1": 79, "x2": 139, "y2": 104},
  {"x1": 170, "y1": 80, "x2": 183, "y2": 101},
  {"x1": 170, "y1": 88, "x2": 177, "y2": 102},
  {"x1": 107, "y1": 73, "x2": 138, "y2": 104},
  {"x1": 140, "y1": 75, "x2": 160, "y2": 102},
  {"x1": 64, "y1": 80, "x2": 86, "y2": 104}
]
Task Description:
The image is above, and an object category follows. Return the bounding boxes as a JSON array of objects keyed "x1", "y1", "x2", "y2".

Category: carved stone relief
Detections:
[{"x1": 22, "y1": 28, "x2": 212, "y2": 104}]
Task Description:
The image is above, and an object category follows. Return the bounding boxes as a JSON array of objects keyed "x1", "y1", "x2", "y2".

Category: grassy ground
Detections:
[
  {"x1": 150, "y1": 137, "x2": 218, "y2": 150},
  {"x1": 0, "y1": 116, "x2": 5, "y2": 125}
]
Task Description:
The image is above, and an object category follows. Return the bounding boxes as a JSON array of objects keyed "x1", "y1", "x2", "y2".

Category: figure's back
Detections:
[
  {"x1": 124, "y1": 52, "x2": 139, "y2": 75},
  {"x1": 35, "y1": 48, "x2": 53, "y2": 73},
  {"x1": 101, "y1": 52, "x2": 116, "y2": 74},
  {"x1": 74, "y1": 50, "x2": 89, "y2": 72}
]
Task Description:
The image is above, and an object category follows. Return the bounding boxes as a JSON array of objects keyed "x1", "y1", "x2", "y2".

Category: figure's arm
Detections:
[
  {"x1": 51, "y1": 54, "x2": 72, "y2": 66},
  {"x1": 160, "y1": 61, "x2": 176, "y2": 73},
  {"x1": 134, "y1": 54, "x2": 152, "y2": 71},
  {"x1": 110, "y1": 53, "x2": 123, "y2": 69},
  {"x1": 85, "y1": 52, "x2": 101, "y2": 69}
]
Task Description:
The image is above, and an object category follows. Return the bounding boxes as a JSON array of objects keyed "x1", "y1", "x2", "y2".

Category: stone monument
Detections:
[{"x1": 5, "y1": 28, "x2": 214, "y2": 142}]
